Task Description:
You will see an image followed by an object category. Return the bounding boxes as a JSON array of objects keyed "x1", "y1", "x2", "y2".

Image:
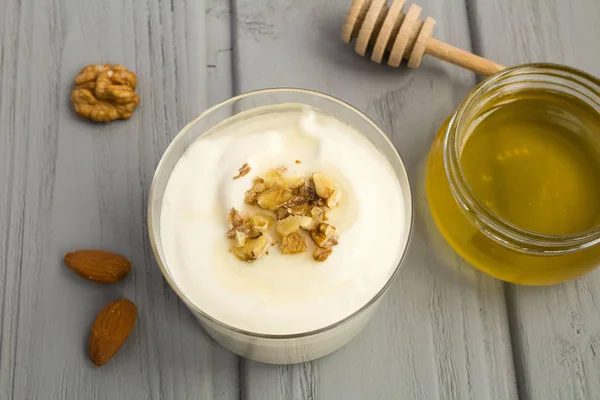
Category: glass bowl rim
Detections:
[{"x1": 147, "y1": 87, "x2": 414, "y2": 339}]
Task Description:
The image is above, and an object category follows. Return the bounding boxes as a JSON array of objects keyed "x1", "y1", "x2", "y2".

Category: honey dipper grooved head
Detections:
[{"x1": 342, "y1": 0, "x2": 436, "y2": 68}]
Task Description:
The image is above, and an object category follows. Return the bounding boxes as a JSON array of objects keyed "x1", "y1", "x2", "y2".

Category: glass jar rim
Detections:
[
  {"x1": 147, "y1": 88, "x2": 414, "y2": 340},
  {"x1": 444, "y1": 63, "x2": 600, "y2": 254}
]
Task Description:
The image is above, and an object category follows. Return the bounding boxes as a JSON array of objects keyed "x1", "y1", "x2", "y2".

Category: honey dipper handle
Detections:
[{"x1": 425, "y1": 38, "x2": 505, "y2": 77}]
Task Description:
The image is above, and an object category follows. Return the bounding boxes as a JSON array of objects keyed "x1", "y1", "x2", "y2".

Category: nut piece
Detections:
[
  {"x1": 249, "y1": 213, "x2": 274, "y2": 232},
  {"x1": 326, "y1": 188, "x2": 342, "y2": 208},
  {"x1": 313, "y1": 247, "x2": 332, "y2": 262},
  {"x1": 257, "y1": 188, "x2": 293, "y2": 210},
  {"x1": 310, "y1": 206, "x2": 327, "y2": 222},
  {"x1": 284, "y1": 196, "x2": 310, "y2": 216},
  {"x1": 227, "y1": 209, "x2": 270, "y2": 248},
  {"x1": 71, "y1": 64, "x2": 139, "y2": 122},
  {"x1": 275, "y1": 215, "x2": 303, "y2": 237},
  {"x1": 276, "y1": 207, "x2": 291, "y2": 220},
  {"x1": 64, "y1": 250, "x2": 131, "y2": 284},
  {"x1": 299, "y1": 182, "x2": 319, "y2": 202},
  {"x1": 310, "y1": 223, "x2": 339, "y2": 248},
  {"x1": 227, "y1": 224, "x2": 262, "y2": 241},
  {"x1": 228, "y1": 208, "x2": 244, "y2": 229},
  {"x1": 299, "y1": 216, "x2": 316, "y2": 230},
  {"x1": 244, "y1": 180, "x2": 266, "y2": 205},
  {"x1": 227, "y1": 224, "x2": 262, "y2": 244},
  {"x1": 89, "y1": 299, "x2": 137, "y2": 367},
  {"x1": 234, "y1": 230, "x2": 248, "y2": 247},
  {"x1": 313, "y1": 172, "x2": 335, "y2": 199},
  {"x1": 233, "y1": 163, "x2": 251, "y2": 180},
  {"x1": 263, "y1": 167, "x2": 288, "y2": 189},
  {"x1": 232, "y1": 235, "x2": 271, "y2": 262},
  {"x1": 284, "y1": 171, "x2": 305, "y2": 189},
  {"x1": 280, "y1": 232, "x2": 308, "y2": 254}
]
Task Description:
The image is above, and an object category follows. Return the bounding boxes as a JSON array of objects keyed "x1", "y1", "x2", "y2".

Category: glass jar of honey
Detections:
[{"x1": 426, "y1": 64, "x2": 600, "y2": 285}]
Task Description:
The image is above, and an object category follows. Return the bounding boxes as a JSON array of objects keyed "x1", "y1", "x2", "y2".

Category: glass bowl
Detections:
[{"x1": 148, "y1": 88, "x2": 413, "y2": 364}]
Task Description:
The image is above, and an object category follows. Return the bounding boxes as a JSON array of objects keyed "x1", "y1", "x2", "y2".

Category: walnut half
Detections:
[{"x1": 71, "y1": 64, "x2": 140, "y2": 122}]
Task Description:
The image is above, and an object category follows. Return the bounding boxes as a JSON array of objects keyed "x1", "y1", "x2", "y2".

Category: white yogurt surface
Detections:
[{"x1": 160, "y1": 105, "x2": 408, "y2": 334}]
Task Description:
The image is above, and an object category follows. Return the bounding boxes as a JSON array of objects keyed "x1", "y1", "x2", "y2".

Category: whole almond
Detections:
[
  {"x1": 64, "y1": 250, "x2": 131, "y2": 284},
  {"x1": 89, "y1": 299, "x2": 137, "y2": 367}
]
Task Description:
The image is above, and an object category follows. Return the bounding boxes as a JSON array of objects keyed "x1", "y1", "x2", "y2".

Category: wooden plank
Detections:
[
  {"x1": 206, "y1": 0, "x2": 234, "y2": 106},
  {"x1": 232, "y1": 1, "x2": 517, "y2": 398},
  {"x1": 468, "y1": 0, "x2": 600, "y2": 399},
  {"x1": 0, "y1": 0, "x2": 239, "y2": 398}
]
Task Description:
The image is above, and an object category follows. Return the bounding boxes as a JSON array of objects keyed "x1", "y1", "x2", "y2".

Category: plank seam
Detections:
[
  {"x1": 230, "y1": 0, "x2": 241, "y2": 96},
  {"x1": 504, "y1": 283, "x2": 527, "y2": 400},
  {"x1": 463, "y1": 0, "x2": 484, "y2": 83}
]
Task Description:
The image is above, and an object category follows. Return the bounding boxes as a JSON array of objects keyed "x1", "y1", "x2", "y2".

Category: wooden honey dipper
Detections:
[{"x1": 342, "y1": 0, "x2": 505, "y2": 76}]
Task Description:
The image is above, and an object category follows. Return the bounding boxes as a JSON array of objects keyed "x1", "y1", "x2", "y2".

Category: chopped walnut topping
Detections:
[
  {"x1": 227, "y1": 208, "x2": 268, "y2": 245},
  {"x1": 284, "y1": 171, "x2": 305, "y2": 189},
  {"x1": 229, "y1": 165, "x2": 343, "y2": 263},
  {"x1": 299, "y1": 216, "x2": 316, "y2": 231},
  {"x1": 276, "y1": 207, "x2": 291, "y2": 220},
  {"x1": 284, "y1": 196, "x2": 310, "y2": 215},
  {"x1": 263, "y1": 167, "x2": 288, "y2": 189},
  {"x1": 310, "y1": 206, "x2": 327, "y2": 222},
  {"x1": 290, "y1": 204, "x2": 310, "y2": 216},
  {"x1": 244, "y1": 180, "x2": 266, "y2": 205},
  {"x1": 313, "y1": 172, "x2": 335, "y2": 199},
  {"x1": 257, "y1": 187, "x2": 294, "y2": 210},
  {"x1": 227, "y1": 224, "x2": 261, "y2": 241},
  {"x1": 313, "y1": 247, "x2": 332, "y2": 262},
  {"x1": 280, "y1": 232, "x2": 307, "y2": 254},
  {"x1": 285, "y1": 196, "x2": 306, "y2": 208},
  {"x1": 299, "y1": 181, "x2": 319, "y2": 202},
  {"x1": 233, "y1": 163, "x2": 251, "y2": 180},
  {"x1": 326, "y1": 188, "x2": 342, "y2": 208},
  {"x1": 228, "y1": 208, "x2": 244, "y2": 229},
  {"x1": 249, "y1": 214, "x2": 274, "y2": 232},
  {"x1": 275, "y1": 215, "x2": 303, "y2": 237},
  {"x1": 247, "y1": 229, "x2": 262, "y2": 239},
  {"x1": 310, "y1": 223, "x2": 339, "y2": 248},
  {"x1": 232, "y1": 235, "x2": 271, "y2": 262},
  {"x1": 234, "y1": 231, "x2": 247, "y2": 247}
]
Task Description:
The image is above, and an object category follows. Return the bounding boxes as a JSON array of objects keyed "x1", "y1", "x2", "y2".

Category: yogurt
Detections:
[{"x1": 160, "y1": 105, "x2": 407, "y2": 334}]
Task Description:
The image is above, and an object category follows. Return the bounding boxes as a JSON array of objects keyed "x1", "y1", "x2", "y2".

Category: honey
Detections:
[
  {"x1": 426, "y1": 64, "x2": 600, "y2": 285},
  {"x1": 462, "y1": 92, "x2": 600, "y2": 235}
]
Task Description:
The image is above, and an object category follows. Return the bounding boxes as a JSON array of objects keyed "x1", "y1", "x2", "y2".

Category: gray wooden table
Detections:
[{"x1": 2, "y1": 0, "x2": 600, "y2": 399}]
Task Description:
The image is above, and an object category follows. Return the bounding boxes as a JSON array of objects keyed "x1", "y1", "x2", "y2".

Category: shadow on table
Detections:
[{"x1": 407, "y1": 155, "x2": 489, "y2": 287}]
